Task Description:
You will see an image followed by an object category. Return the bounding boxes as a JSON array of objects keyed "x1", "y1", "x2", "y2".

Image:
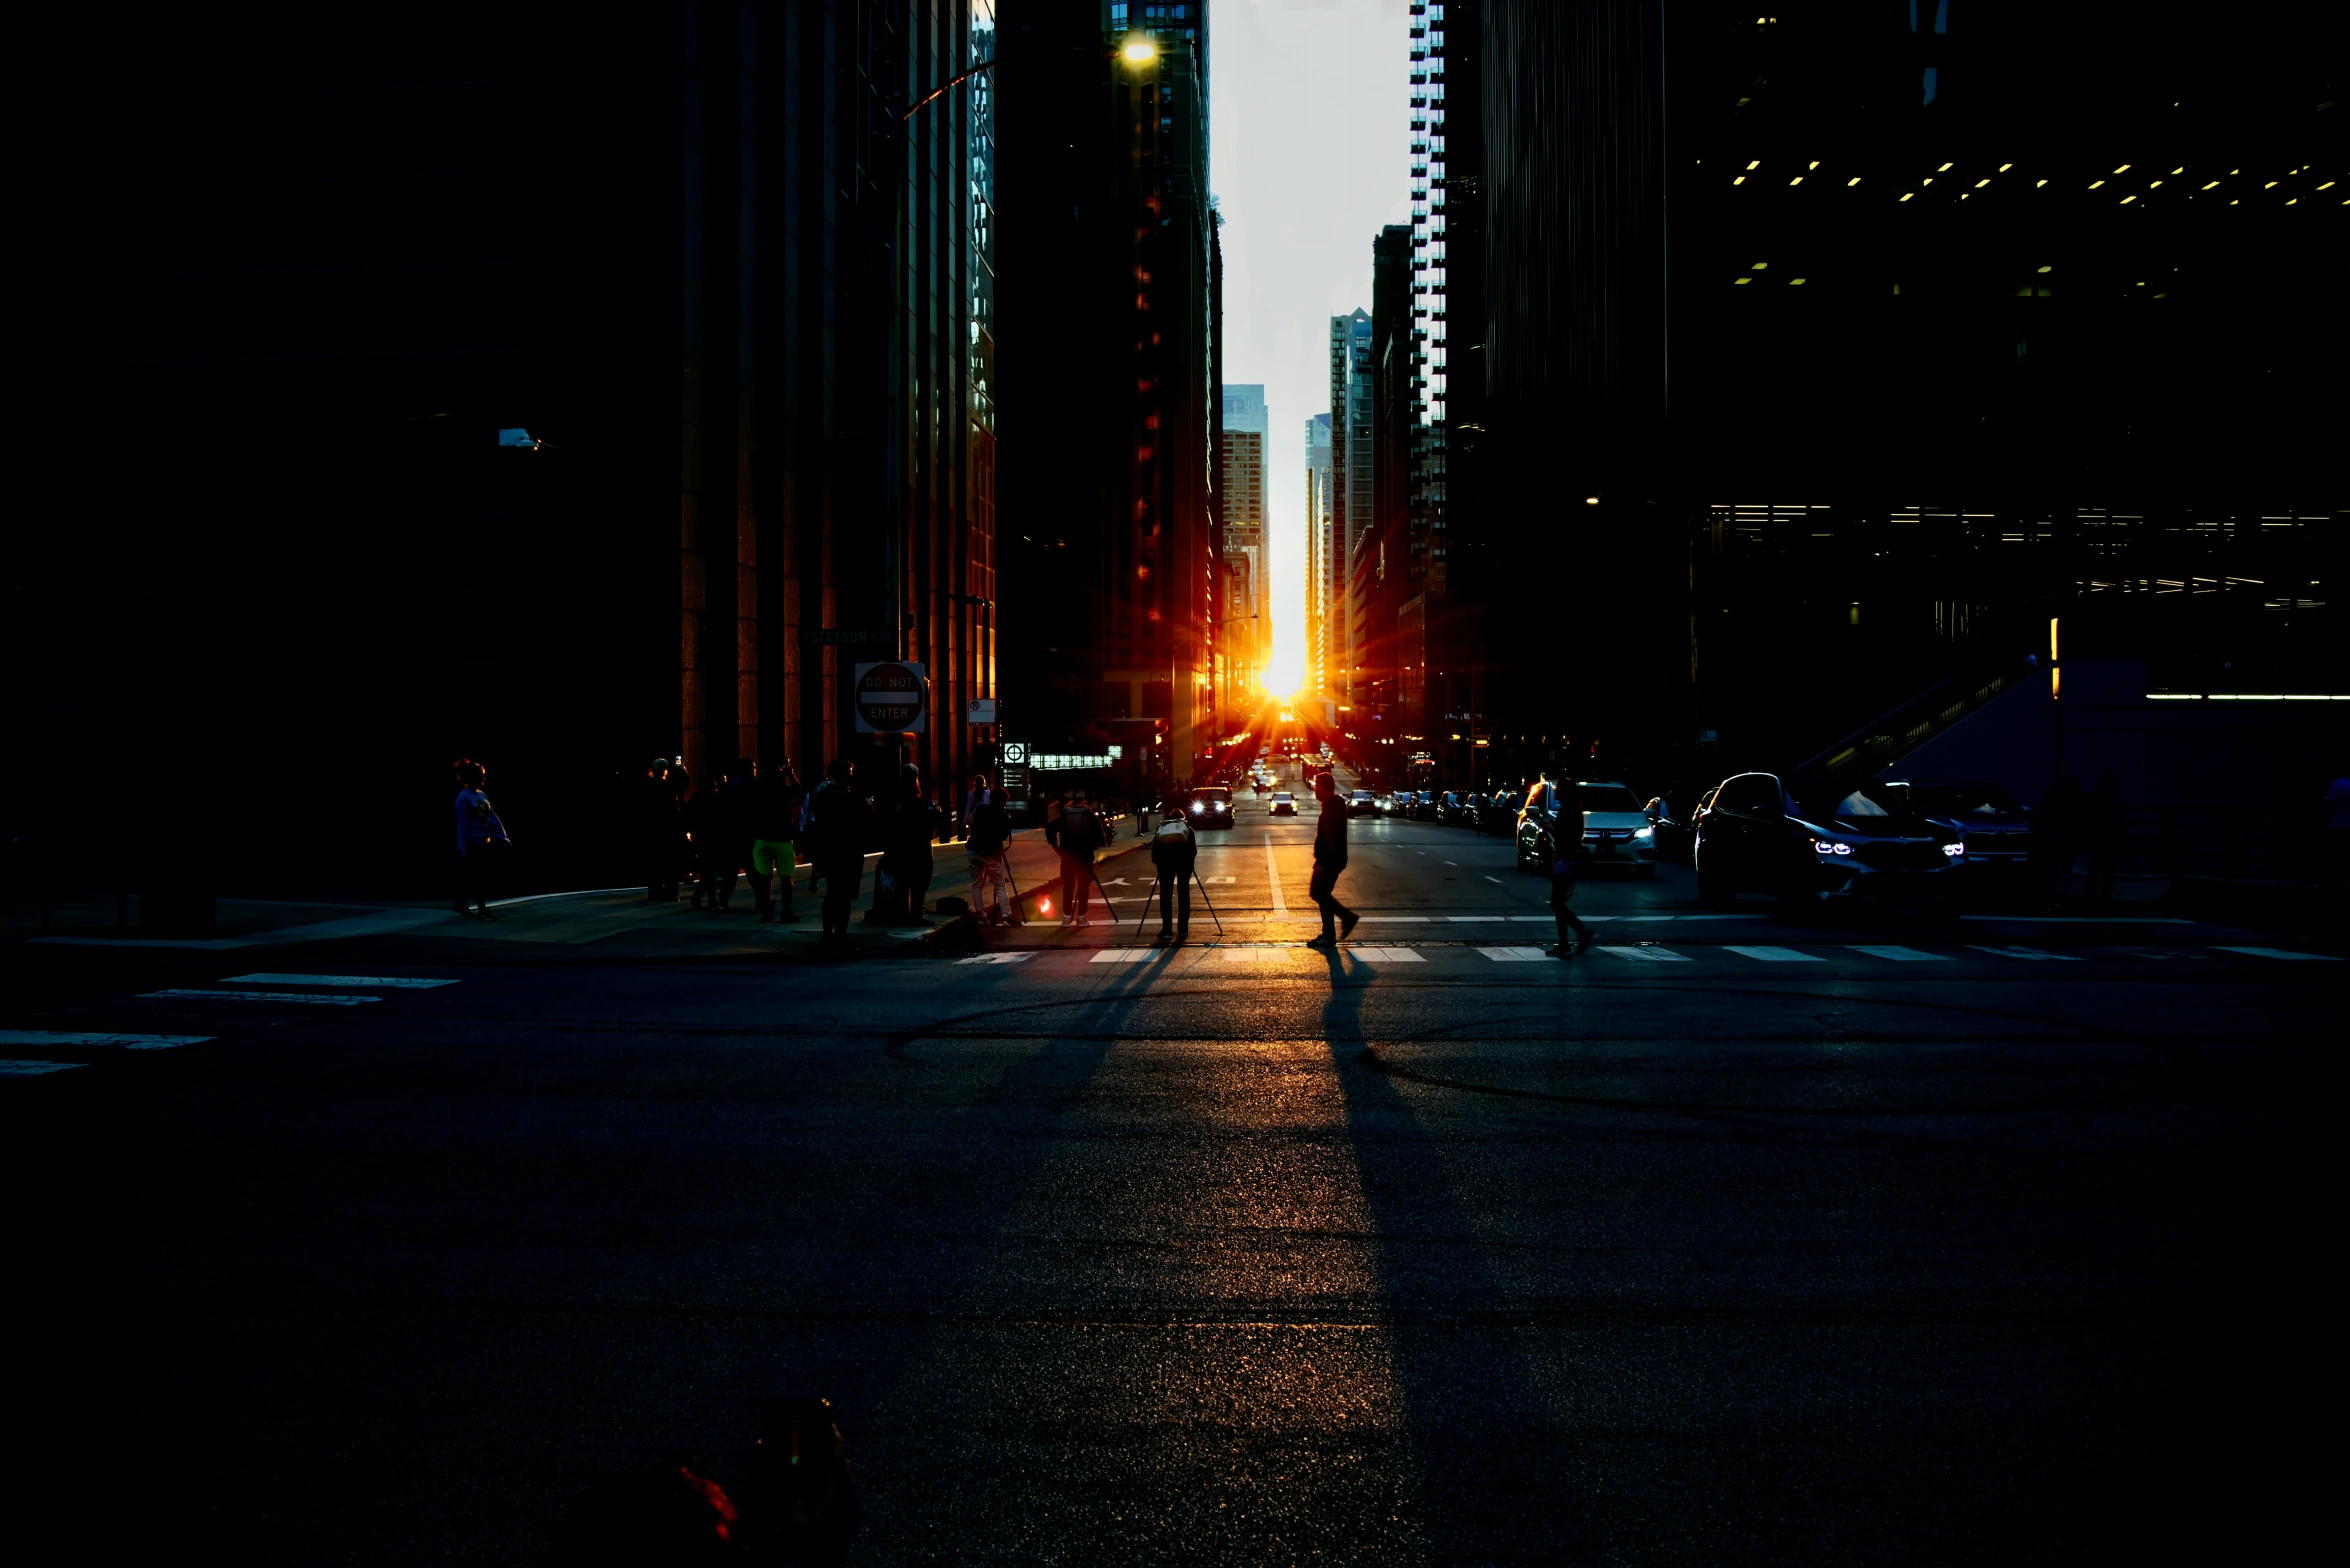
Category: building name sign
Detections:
[{"x1": 1028, "y1": 748, "x2": 1122, "y2": 771}]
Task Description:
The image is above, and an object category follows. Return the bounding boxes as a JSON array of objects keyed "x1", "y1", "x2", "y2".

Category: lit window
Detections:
[
  {"x1": 1746, "y1": 160, "x2": 1760, "y2": 170},
  {"x1": 1974, "y1": 178, "x2": 1990, "y2": 187},
  {"x1": 2088, "y1": 179, "x2": 2104, "y2": 189},
  {"x1": 1790, "y1": 277, "x2": 1807, "y2": 285},
  {"x1": 1846, "y1": 176, "x2": 1862, "y2": 186},
  {"x1": 1734, "y1": 276, "x2": 1751, "y2": 285},
  {"x1": 1998, "y1": 162, "x2": 2013, "y2": 172},
  {"x1": 1923, "y1": 177, "x2": 1934, "y2": 185},
  {"x1": 1808, "y1": 160, "x2": 1820, "y2": 169},
  {"x1": 1751, "y1": 261, "x2": 1767, "y2": 269},
  {"x1": 2264, "y1": 181, "x2": 2278, "y2": 188},
  {"x1": 2113, "y1": 164, "x2": 2130, "y2": 173},
  {"x1": 2036, "y1": 179, "x2": 2048, "y2": 187},
  {"x1": 2121, "y1": 195, "x2": 2136, "y2": 204},
  {"x1": 2036, "y1": 264, "x2": 2052, "y2": 272},
  {"x1": 1733, "y1": 175, "x2": 1746, "y2": 185},
  {"x1": 1899, "y1": 192, "x2": 1914, "y2": 202},
  {"x1": 1938, "y1": 162, "x2": 1954, "y2": 171},
  {"x1": 2201, "y1": 180, "x2": 2221, "y2": 189},
  {"x1": 1790, "y1": 176, "x2": 1803, "y2": 185},
  {"x1": 2170, "y1": 167, "x2": 2184, "y2": 175},
  {"x1": 2319, "y1": 181, "x2": 2337, "y2": 190}
]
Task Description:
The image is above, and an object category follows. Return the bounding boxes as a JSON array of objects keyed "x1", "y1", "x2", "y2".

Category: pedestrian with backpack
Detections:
[
  {"x1": 1054, "y1": 790, "x2": 1105, "y2": 927},
  {"x1": 1149, "y1": 810, "x2": 1197, "y2": 942},
  {"x1": 965, "y1": 782, "x2": 1014, "y2": 926}
]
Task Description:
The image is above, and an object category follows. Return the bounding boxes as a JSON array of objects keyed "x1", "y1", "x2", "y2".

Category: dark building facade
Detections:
[
  {"x1": 995, "y1": 2, "x2": 1223, "y2": 780},
  {"x1": 1453, "y1": 0, "x2": 2342, "y2": 778},
  {"x1": 12, "y1": 1, "x2": 999, "y2": 904}
]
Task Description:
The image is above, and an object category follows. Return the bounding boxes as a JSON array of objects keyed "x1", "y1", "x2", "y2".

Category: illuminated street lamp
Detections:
[{"x1": 1121, "y1": 37, "x2": 1158, "y2": 65}]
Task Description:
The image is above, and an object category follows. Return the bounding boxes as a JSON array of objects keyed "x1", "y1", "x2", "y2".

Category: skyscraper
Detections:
[
  {"x1": 997, "y1": 1, "x2": 1221, "y2": 779},
  {"x1": 1219, "y1": 384, "x2": 1269, "y2": 692},
  {"x1": 1305, "y1": 413, "x2": 1335, "y2": 704},
  {"x1": 1328, "y1": 309, "x2": 1373, "y2": 711}
]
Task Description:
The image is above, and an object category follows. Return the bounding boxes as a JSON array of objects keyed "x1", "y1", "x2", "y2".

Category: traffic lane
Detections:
[{"x1": 10, "y1": 958, "x2": 2330, "y2": 1560}]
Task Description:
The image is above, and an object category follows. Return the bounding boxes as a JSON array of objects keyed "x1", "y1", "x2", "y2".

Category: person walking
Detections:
[
  {"x1": 965, "y1": 783, "x2": 1014, "y2": 926},
  {"x1": 1054, "y1": 790, "x2": 1105, "y2": 927},
  {"x1": 1305, "y1": 771, "x2": 1359, "y2": 949},
  {"x1": 748, "y1": 761, "x2": 805, "y2": 923},
  {"x1": 2082, "y1": 771, "x2": 2126, "y2": 907},
  {"x1": 1149, "y1": 808, "x2": 1197, "y2": 942},
  {"x1": 451, "y1": 758, "x2": 510, "y2": 922},
  {"x1": 1545, "y1": 794, "x2": 1593, "y2": 958},
  {"x1": 711, "y1": 758, "x2": 757, "y2": 912},
  {"x1": 803, "y1": 757, "x2": 871, "y2": 949}
]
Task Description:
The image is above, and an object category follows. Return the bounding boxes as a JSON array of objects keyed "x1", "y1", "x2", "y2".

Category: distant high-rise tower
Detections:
[
  {"x1": 1305, "y1": 413, "x2": 1334, "y2": 701},
  {"x1": 1329, "y1": 309, "x2": 1372, "y2": 705},
  {"x1": 1219, "y1": 384, "x2": 1268, "y2": 689}
]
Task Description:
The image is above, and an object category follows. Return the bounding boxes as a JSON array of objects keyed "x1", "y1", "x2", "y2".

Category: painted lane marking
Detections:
[
  {"x1": 1355, "y1": 916, "x2": 1432, "y2": 923},
  {"x1": 1, "y1": 1061, "x2": 84, "y2": 1076},
  {"x1": 1967, "y1": 946, "x2": 2080, "y2": 962},
  {"x1": 1263, "y1": 834, "x2": 1289, "y2": 917},
  {"x1": 1960, "y1": 914, "x2": 2192, "y2": 924},
  {"x1": 1445, "y1": 915, "x2": 1510, "y2": 922},
  {"x1": 223, "y1": 974, "x2": 458, "y2": 989},
  {"x1": 1725, "y1": 945, "x2": 1825, "y2": 963},
  {"x1": 1508, "y1": 916, "x2": 1553, "y2": 923},
  {"x1": 2215, "y1": 946, "x2": 2341, "y2": 962},
  {"x1": 1088, "y1": 949, "x2": 1160, "y2": 964},
  {"x1": 1483, "y1": 875, "x2": 1505, "y2": 885},
  {"x1": 0, "y1": 1031, "x2": 213, "y2": 1049},
  {"x1": 1846, "y1": 946, "x2": 1949, "y2": 962},
  {"x1": 954, "y1": 952, "x2": 1032, "y2": 964},
  {"x1": 140, "y1": 989, "x2": 382, "y2": 1005},
  {"x1": 1221, "y1": 948, "x2": 1284, "y2": 962},
  {"x1": 1594, "y1": 945, "x2": 1693, "y2": 962},
  {"x1": 1478, "y1": 947, "x2": 1550, "y2": 962},
  {"x1": 1346, "y1": 946, "x2": 1425, "y2": 963}
]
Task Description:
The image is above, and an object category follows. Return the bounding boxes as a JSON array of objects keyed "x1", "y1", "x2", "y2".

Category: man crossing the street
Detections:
[{"x1": 1305, "y1": 771, "x2": 1359, "y2": 949}]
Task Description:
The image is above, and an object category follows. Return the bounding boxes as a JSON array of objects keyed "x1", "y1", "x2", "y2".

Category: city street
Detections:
[{"x1": 5, "y1": 789, "x2": 2338, "y2": 1563}]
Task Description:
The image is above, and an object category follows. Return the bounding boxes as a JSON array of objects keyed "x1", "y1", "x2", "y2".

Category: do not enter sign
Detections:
[{"x1": 853, "y1": 661, "x2": 928, "y2": 734}]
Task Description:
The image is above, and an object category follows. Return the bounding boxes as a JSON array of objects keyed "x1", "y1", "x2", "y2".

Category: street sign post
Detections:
[
  {"x1": 967, "y1": 697, "x2": 998, "y2": 726},
  {"x1": 853, "y1": 661, "x2": 928, "y2": 734}
]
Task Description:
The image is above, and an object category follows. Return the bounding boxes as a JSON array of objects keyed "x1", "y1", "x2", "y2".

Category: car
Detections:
[
  {"x1": 1482, "y1": 785, "x2": 1529, "y2": 835},
  {"x1": 1692, "y1": 771, "x2": 1964, "y2": 910},
  {"x1": 1405, "y1": 789, "x2": 1436, "y2": 820},
  {"x1": 1891, "y1": 778, "x2": 2034, "y2": 895},
  {"x1": 1436, "y1": 790, "x2": 1470, "y2": 825},
  {"x1": 1515, "y1": 780, "x2": 1660, "y2": 876},
  {"x1": 1269, "y1": 790, "x2": 1298, "y2": 817},
  {"x1": 1347, "y1": 789, "x2": 1378, "y2": 818},
  {"x1": 1184, "y1": 787, "x2": 1235, "y2": 829}
]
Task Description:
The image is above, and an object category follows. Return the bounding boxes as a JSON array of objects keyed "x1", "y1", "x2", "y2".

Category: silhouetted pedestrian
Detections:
[
  {"x1": 749, "y1": 760, "x2": 805, "y2": 922},
  {"x1": 641, "y1": 759, "x2": 684, "y2": 902},
  {"x1": 451, "y1": 758, "x2": 509, "y2": 921},
  {"x1": 1149, "y1": 810, "x2": 1196, "y2": 941},
  {"x1": 965, "y1": 784, "x2": 1013, "y2": 925},
  {"x1": 1054, "y1": 790, "x2": 1105, "y2": 927},
  {"x1": 2083, "y1": 771, "x2": 2126, "y2": 906},
  {"x1": 886, "y1": 764, "x2": 941, "y2": 925},
  {"x1": 1305, "y1": 771, "x2": 1358, "y2": 948},
  {"x1": 1546, "y1": 801, "x2": 1593, "y2": 959},
  {"x1": 707, "y1": 757, "x2": 756, "y2": 912},
  {"x1": 804, "y1": 757, "x2": 870, "y2": 948}
]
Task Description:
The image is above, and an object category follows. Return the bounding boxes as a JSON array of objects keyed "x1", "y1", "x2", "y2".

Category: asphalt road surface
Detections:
[{"x1": 6, "y1": 789, "x2": 2338, "y2": 1563}]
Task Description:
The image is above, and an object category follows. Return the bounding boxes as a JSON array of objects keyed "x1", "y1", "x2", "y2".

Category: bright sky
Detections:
[{"x1": 1212, "y1": 0, "x2": 1413, "y2": 697}]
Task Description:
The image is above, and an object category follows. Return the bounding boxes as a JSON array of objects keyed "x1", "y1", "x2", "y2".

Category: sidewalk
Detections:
[{"x1": 10, "y1": 821, "x2": 1164, "y2": 961}]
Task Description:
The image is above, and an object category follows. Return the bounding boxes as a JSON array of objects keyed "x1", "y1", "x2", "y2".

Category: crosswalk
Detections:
[
  {"x1": 977, "y1": 941, "x2": 2339, "y2": 974},
  {"x1": 5, "y1": 973, "x2": 461, "y2": 1078}
]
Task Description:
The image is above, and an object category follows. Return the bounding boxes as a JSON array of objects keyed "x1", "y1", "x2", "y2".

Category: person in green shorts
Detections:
[{"x1": 749, "y1": 760, "x2": 805, "y2": 923}]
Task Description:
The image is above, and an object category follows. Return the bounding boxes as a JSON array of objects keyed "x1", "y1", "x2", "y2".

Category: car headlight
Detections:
[
  {"x1": 1942, "y1": 843, "x2": 1964, "y2": 857},
  {"x1": 1191, "y1": 804, "x2": 1204, "y2": 815},
  {"x1": 1633, "y1": 826, "x2": 1653, "y2": 840},
  {"x1": 1813, "y1": 839, "x2": 1853, "y2": 856}
]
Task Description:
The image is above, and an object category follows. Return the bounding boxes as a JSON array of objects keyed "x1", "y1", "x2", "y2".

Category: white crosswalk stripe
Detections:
[
  {"x1": 1967, "y1": 946, "x2": 2080, "y2": 962},
  {"x1": 141, "y1": 989, "x2": 382, "y2": 1005},
  {"x1": 0, "y1": 1031, "x2": 212, "y2": 1049},
  {"x1": 1724, "y1": 945, "x2": 1823, "y2": 963},
  {"x1": 1594, "y1": 945, "x2": 1692, "y2": 962},
  {"x1": 1846, "y1": 946, "x2": 1949, "y2": 962},
  {"x1": 223, "y1": 973, "x2": 458, "y2": 989},
  {"x1": 954, "y1": 952, "x2": 1031, "y2": 964},
  {"x1": 1346, "y1": 946, "x2": 1425, "y2": 962},
  {"x1": 1089, "y1": 949, "x2": 1159, "y2": 963},
  {"x1": 1479, "y1": 946, "x2": 1551, "y2": 962},
  {"x1": 2214, "y1": 946, "x2": 2340, "y2": 962}
]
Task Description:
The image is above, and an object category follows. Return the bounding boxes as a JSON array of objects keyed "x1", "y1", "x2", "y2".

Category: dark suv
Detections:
[
  {"x1": 1894, "y1": 779, "x2": 2034, "y2": 895},
  {"x1": 1183, "y1": 787, "x2": 1235, "y2": 829},
  {"x1": 1693, "y1": 772, "x2": 1964, "y2": 910}
]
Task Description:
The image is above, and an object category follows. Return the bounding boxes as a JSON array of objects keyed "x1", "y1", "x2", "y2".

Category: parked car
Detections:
[
  {"x1": 1408, "y1": 790, "x2": 1439, "y2": 820},
  {"x1": 1693, "y1": 771, "x2": 1964, "y2": 910},
  {"x1": 1483, "y1": 784, "x2": 1530, "y2": 835},
  {"x1": 1269, "y1": 790, "x2": 1298, "y2": 817},
  {"x1": 1184, "y1": 786, "x2": 1236, "y2": 830},
  {"x1": 1437, "y1": 790, "x2": 1471, "y2": 825},
  {"x1": 1892, "y1": 778, "x2": 2033, "y2": 895},
  {"x1": 1347, "y1": 789, "x2": 1378, "y2": 818},
  {"x1": 1515, "y1": 780, "x2": 1659, "y2": 877}
]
